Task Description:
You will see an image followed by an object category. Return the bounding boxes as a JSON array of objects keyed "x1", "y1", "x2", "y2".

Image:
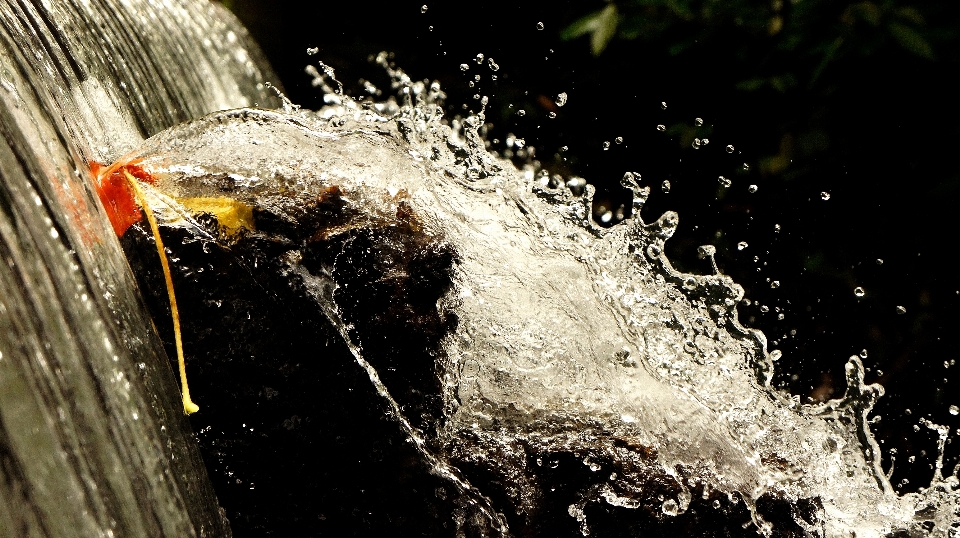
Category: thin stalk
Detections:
[{"x1": 124, "y1": 170, "x2": 199, "y2": 415}]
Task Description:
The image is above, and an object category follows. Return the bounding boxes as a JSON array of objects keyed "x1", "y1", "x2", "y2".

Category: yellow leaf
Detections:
[{"x1": 179, "y1": 196, "x2": 256, "y2": 237}]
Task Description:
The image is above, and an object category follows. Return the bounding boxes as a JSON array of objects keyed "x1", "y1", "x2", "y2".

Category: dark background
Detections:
[{"x1": 220, "y1": 0, "x2": 960, "y2": 494}]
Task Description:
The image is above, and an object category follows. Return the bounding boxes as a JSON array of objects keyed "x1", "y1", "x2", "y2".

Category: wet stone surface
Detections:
[
  {"x1": 120, "y1": 176, "x2": 811, "y2": 536},
  {"x1": 112, "y1": 106, "x2": 958, "y2": 537},
  {"x1": 122, "y1": 190, "x2": 473, "y2": 535}
]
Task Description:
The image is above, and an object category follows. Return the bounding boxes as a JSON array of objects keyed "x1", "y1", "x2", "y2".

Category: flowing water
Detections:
[
  {"x1": 0, "y1": 0, "x2": 277, "y2": 535},
  {"x1": 113, "y1": 66, "x2": 960, "y2": 534},
  {"x1": 1, "y1": 1, "x2": 959, "y2": 537}
]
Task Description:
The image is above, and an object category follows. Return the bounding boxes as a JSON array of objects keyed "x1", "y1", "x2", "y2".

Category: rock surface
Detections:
[{"x1": 115, "y1": 100, "x2": 955, "y2": 536}]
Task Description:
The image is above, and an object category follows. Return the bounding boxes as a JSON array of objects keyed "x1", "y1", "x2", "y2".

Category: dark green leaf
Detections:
[
  {"x1": 810, "y1": 37, "x2": 843, "y2": 86},
  {"x1": 668, "y1": 39, "x2": 695, "y2": 56},
  {"x1": 851, "y1": 1, "x2": 882, "y2": 26},
  {"x1": 895, "y1": 6, "x2": 925, "y2": 25},
  {"x1": 769, "y1": 74, "x2": 798, "y2": 93},
  {"x1": 889, "y1": 22, "x2": 934, "y2": 59},
  {"x1": 561, "y1": 8, "x2": 604, "y2": 41},
  {"x1": 666, "y1": 0, "x2": 695, "y2": 20},
  {"x1": 736, "y1": 78, "x2": 767, "y2": 91},
  {"x1": 591, "y1": 4, "x2": 620, "y2": 55}
]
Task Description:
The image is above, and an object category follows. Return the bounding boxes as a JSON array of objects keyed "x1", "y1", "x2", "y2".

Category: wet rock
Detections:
[{"x1": 113, "y1": 107, "x2": 925, "y2": 536}]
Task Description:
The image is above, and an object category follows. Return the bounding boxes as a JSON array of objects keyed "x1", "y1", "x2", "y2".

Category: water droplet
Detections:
[
  {"x1": 770, "y1": 281, "x2": 780, "y2": 289},
  {"x1": 774, "y1": 223, "x2": 781, "y2": 232},
  {"x1": 421, "y1": 4, "x2": 428, "y2": 13},
  {"x1": 821, "y1": 191, "x2": 831, "y2": 201},
  {"x1": 860, "y1": 349, "x2": 868, "y2": 358},
  {"x1": 748, "y1": 184, "x2": 758, "y2": 193},
  {"x1": 701, "y1": 138, "x2": 710, "y2": 145},
  {"x1": 487, "y1": 58, "x2": 499, "y2": 71},
  {"x1": 661, "y1": 180, "x2": 671, "y2": 193},
  {"x1": 896, "y1": 305, "x2": 907, "y2": 315},
  {"x1": 876, "y1": 258, "x2": 883, "y2": 265},
  {"x1": 660, "y1": 101, "x2": 668, "y2": 110},
  {"x1": 583, "y1": 456, "x2": 602, "y2": 472},
  {"x1": 737, "y1": 241, "x2": 748, "y2": 250},
  {"x1": 726, "y1": 144, "x2": 735, "y2": 153},
  {"x1": 692, "y1": 138, "x2": 702, "y2": 150},
  {"x1": 694, "y1": 117, "x2": 704, "y2": 127},
  {"x1": 517, "y1": 109, "x2": 525, "y2": 116},
  {"x1": 602, "y1": 141, "x2": 610, "y2": 150},
  {"x1": 718, "y1": 176, "x2": 731, "y2": 187},
  {"x1": 459, "y1": 63, "x2": 469, "y2": 71},
  {"x1": 770, "y1": 349, "x2": 782, "y2": 361},
  {"x1": 547, "y1": 111, "x2": 556, "y2": 119},
  {"x1": 742, "y1": 163, "x2": 750, "y2": 171},
  {"x1": 656, "y1": 124, "x2": 666, "y2": 132},
  {"x1": 854, "y1": 287, "x2": 865, "y2": 298},
  {"x1": 615, "y1": 136, "x2": 623, "y2": 144},
  {"x1": 760, "y1": 305, "x2": 770, "y2": 313},
  {"x1": 536, "y1": 21, "x2": 545, "y2": 30},
  {"x1": 475, "y1": 53, "x2": 484, "y2": 64},
  {"x1": 555, "y1": 92, "x2": 568, "y2": 107},
  {"x1": 661, "y1": 498, "x2": 679, "y2": 516},
  {"x1": 950, "y1": 405, "x2": 959, "y2": 416},
  {"x1": 306, "y1": 47, "x2": 319, "y2": 56}
]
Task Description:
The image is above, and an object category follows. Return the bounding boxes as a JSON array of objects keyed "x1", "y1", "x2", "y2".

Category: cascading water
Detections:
[
  {"x1": 0, "y1": 0, "x2": 278, "y2": 535},
  {"x1": 2, "y1": 1, "x2": 958, "y2": 537}
]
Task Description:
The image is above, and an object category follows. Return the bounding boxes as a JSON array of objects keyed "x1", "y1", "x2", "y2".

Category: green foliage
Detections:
[
  {"x1": 561, "y1": 0, "x2": 953, "y2": 182},
  {"x1": 562, "y1": 0, "x2": 943, "y2": 84},
  {"x1": 888, "y1": 21, "x2": 933, "y2": 59},
  {"x1": 561, "y1": 4, "x2": 621, "y2": 55}
]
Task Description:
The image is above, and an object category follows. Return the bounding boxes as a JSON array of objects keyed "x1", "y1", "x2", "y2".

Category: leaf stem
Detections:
[{"x1": 124, "y1": 170, "x2": 200, "y2": 415}]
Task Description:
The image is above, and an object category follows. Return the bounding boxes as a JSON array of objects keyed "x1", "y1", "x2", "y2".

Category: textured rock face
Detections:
[{"x1": 112, "y1": 101, "x2": 956, "y2": 536}]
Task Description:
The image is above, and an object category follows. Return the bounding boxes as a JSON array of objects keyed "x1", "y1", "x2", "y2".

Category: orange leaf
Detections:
[{"x1": 91, "y1": 160, "x2": 156, "y2": 237}]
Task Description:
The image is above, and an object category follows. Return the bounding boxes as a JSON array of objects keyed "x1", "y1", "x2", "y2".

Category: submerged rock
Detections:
[{"x1": 112, "y1": 96, "x2": 959, "y2": 536}]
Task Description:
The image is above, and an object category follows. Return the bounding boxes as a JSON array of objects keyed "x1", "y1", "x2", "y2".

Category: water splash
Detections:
[{"x1": 104, "y1": 62, "x2": 960, "y2": 533}]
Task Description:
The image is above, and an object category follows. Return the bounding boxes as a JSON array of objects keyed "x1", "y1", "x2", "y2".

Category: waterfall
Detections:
[{"x1": 0, "y1": 1, "x2": 277, "y2": 535}]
